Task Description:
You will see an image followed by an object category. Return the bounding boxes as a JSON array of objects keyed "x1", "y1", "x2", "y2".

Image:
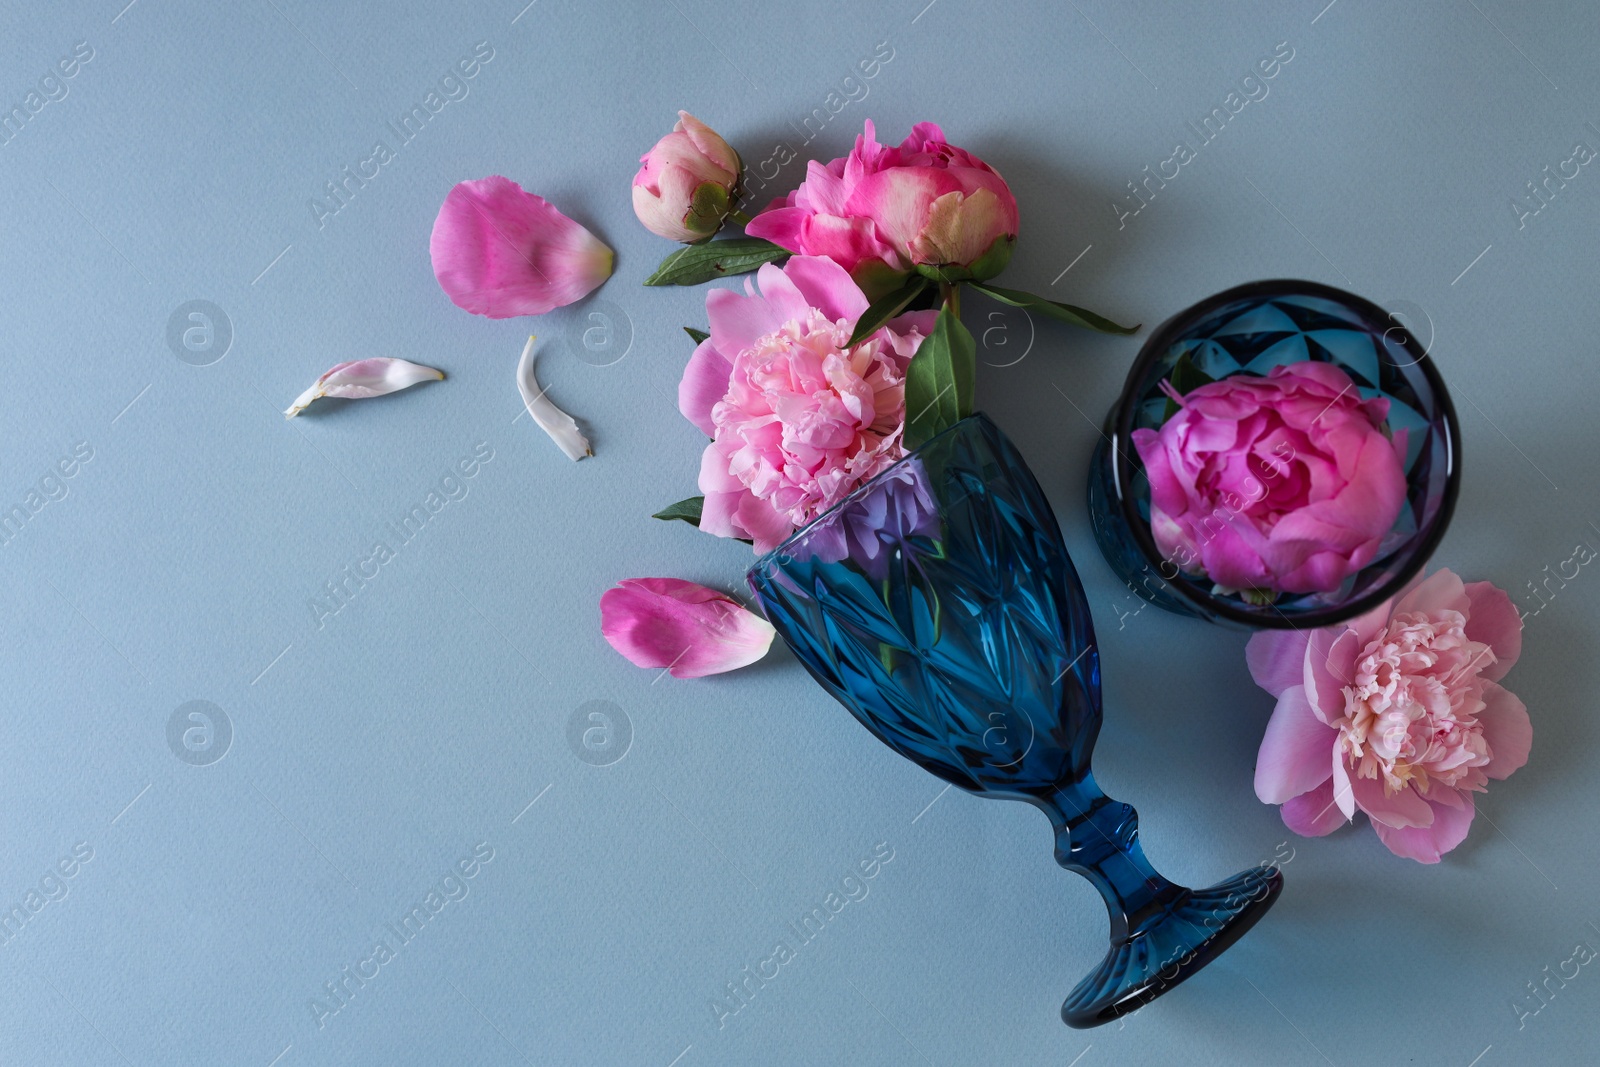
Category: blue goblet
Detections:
[{"x1": 749, "y1": 414, "x2": 1282, "y2": 1028}]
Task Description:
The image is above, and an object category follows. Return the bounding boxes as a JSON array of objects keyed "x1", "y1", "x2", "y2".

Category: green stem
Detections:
[
  {"x1": 940, "y1": 280, "x2": 962, "y2": 319},
  {"x1": 729, "y1": 207, "x2": 753, "y2": 226}
]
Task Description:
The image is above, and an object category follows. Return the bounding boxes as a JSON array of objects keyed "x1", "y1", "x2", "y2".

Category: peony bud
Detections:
[{"x1": 632, "y1": 112, "x2": 742, "y2": 243}]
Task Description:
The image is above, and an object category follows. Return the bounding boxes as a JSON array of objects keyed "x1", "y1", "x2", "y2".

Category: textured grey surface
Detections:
[{"x1": 1, "y1": 1, "x2": 1596, "y2": 1063}]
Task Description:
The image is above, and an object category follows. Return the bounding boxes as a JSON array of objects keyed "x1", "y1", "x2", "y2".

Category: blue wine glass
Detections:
[{"x1": 749, "y1": 414, "x2": 1282, "y2": 1028}]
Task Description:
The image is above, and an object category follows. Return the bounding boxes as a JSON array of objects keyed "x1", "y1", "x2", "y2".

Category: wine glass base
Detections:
[{"x1": 1061, "y1": 864, "x2": 1284, "y2": 1028}]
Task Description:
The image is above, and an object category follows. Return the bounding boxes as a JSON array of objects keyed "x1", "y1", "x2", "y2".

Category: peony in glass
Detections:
[
  {"x1": 749, "y1": 414, "x2": 1282, "y2": 1028},
  {"x1": 1090, "y1": 280, "x2": 1461, "y2": 629}
]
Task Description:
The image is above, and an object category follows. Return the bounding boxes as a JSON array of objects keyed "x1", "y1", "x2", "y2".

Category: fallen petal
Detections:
[
  {"x1": 600, "y1": 577, "x2": 776, "y2": 678},
  {"x1": 284, "y1": 358, "x2": 443, "y2": 418},
  {"x1": 430, "y1": 176, "x2": 613, "y2": 318},
  {"x1": 516, "y1": 335, "x2": 591, "y2": 461}
]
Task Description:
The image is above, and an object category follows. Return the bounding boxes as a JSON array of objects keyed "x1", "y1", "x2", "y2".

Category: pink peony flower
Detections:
[
  {"x1": 632, "y1": 112, "x2": 742, "y2": 243},
  {"x1": 1131, "y1": 361, "x2": 1408, "y2": 596},
  {"x1": 745, "y1": 121, "x2": 1017, "y2": 298},
  {"x1": 600, "y1": 578, "x2": 775, "y2": 678},
  {"x1": 1248, "y1": 569, "x2": 1531, "y2": 863},
  {"x1": 430, "y1": 176, "x2": 613, "y2": 318},
  {"x1": 679, "y1": 255, "x2": 936, "y2": 553}
]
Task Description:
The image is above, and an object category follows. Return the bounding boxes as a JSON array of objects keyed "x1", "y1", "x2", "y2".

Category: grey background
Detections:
[{"x1": 1, "y1": 1, "x2": 1596, "y2": 1064}]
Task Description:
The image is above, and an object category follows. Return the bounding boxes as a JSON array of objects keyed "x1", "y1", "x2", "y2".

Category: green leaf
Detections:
[
  {"x1": 683, "y1": 327, "x2": 710, "y2": 345},
  {"x1": 652, "y1": 496, "x2": 704, "y2": 527},
  {"x1": 968, "y1": 282, "x2": 1140, "y2": 335},
  {"x1": 644, "y1": 238, "x2": 789, "y2": 286},
  {"x1": 1161, "y1": 352, "x2": 1216, "y2": 419},
  {"x1": 846, "y1": 276, "x2": 929, "y2": 348},
  {"x1": 903, "y1": 306, "x2": 976, "y2": 449},
  {"x1": 1168, "y1": 351, "x2": 1214, "y2": 395}
]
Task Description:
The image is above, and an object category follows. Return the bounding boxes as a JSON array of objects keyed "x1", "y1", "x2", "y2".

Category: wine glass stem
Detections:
[{"x1": 1042, "y1": 775, "x2": 1188, "y2": 943}]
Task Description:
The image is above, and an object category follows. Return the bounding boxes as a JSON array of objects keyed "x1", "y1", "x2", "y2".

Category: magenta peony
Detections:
[
  {"x1": 430, "y1": 176, "x2": 613, "y2": 318},
  {"x1": 632, "y1": 112, "x2": 742, "y2": 243},
  {"x1": 678, "y1": 255, "x2": 936, "y2": 553},
  {"x1": 745, "y1": 121, "x2": 1017, "y2": 298},
  {"x1": 1248, "y1": 569, "x2": 1530, "y2": 863},
  {"x1": 1131, "y1": 361, "x2": 1408, "y2": 597},
  {"x1": 601, "y1": 578, "x2": 775, "y2": 678}
]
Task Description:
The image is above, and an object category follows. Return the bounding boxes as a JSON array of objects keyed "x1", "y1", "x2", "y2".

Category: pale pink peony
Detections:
[
  {"x1": 1248, "y1": 569, "x2": 1531, "y2": 863},
  {"x1": 600, "y1": 578, "x2": 775, "y2": 678},
  {"x1": 430, "y1": 176, "x2": 613, "y2": 318},
  {"x1": 1131, "y1": 361, "x2": 1408, "y2": 596},
  {"x1": 678, "y1": 255, "x2": 936, "y2": 553},
  {"x1": 632, "y1": 112, "x2": 742, "y2": 243},
  {"x1": 745, "y1": 121, "x2": 1017, "y2": 298}
]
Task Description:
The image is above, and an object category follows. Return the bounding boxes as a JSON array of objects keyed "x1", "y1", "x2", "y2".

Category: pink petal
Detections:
[
  {"x1": 1303, "y1": 627, "x2": 1360, "y2": 725},
  {"x1": 1130, "y1": 427, "x2": 1187, "y2": 521},
  {"x1": 1275, "y1": 359, "x2": 1355, "y2": 393},
  {"x1": 749, "y1": 261, "x2": 814, "y2": 326},
  {"x1": 674, "y1": 112, "x2": 740, "y2": 178},
  {"x1": 1345, "y1": 597, "x2": 1395, "y2": 648},
  {"x1": 1463, "y1": 580, "x2": 1523, "y2": 681},
  {"x1": 887, "y1": 308, "x2": 939, "y2": 343},
  {"x1": 1201, "y1": 524, "x2": 1278, "y2": 592},
  {"x1": 631, "y1": 167, "x2": 708, "y2": 243},
  {"x1": 844, "y1": 167, "x2": 957, "y2": 258},
  {"x1": 1246, "y1": 629, "x2": 1311, "y2": 698},
  {"x1": 805, "y1": 215, "x2": 905, "y2": 274},
  {"x1": 908, "y1": 188, "x2": 1010, "y2": 266},
  {"x1": 430, "y1": 176, "x2": 613, "y2": 318},
  {"x1": 1394, "y1": 567, "x2": 1470, "y2": 618},
  {"x1": 736, "y1": 494, "x2": 795, "y2": 555},
  {"x1": 742, "y1": 205, "x2": 808, "y2": 253},
  {"x1": 1255, "y1": 685, "x2": 1340, "y2": 804},
  {"x1": 781, "y1": 255, "x2": 870, "y2": 324},
  {"x1": 898, "y1": 121, "x2": 948, "y2": 153},
  {"x1": 1372, "y1": 792, "x2": 1475, "y2": 863},
  {"x1": 1331, "y1": 750, "x2": 1356, "y2": 819},
  {"x1": 697, "y1": 444, "x2": 742, "y2": 494},
  {"x1": 1281, "y1": 779, "x2": 1347, "y2": 837},
  {"x1": 1478, "y1": 681, "x2": 1532, "y2": 780},
  {"x1": 632, "y1": 181, "x2": 688, "y2": 241},
  {"x1": 679, "y1": 340, "x2": 732, "y2": 436},
  {"x1": 792, "y1": 158, "x2": 851, "y2": 215},
  {"x1": 600, "y1": 578, "x2": 775, "y2": 678},
  {"x1": 1349, "y1": 773, "x2": 1434, "y2": 829},
  {"x1": 697, "y1": 488, "x2": 746, "y2": 540},
  {"x1": 706, "y1": 285, "x2": 783, "y2": 357}
]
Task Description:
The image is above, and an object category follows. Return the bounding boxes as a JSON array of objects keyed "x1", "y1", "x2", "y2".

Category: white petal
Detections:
[
  {"x1": 284, "y1": 358, "x2": 444, "y2": 418},
  {"x1": 516, "y1": 336, "x2": 592, "y2": 461}
]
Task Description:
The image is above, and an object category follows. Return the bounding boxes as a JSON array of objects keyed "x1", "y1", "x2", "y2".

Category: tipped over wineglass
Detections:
[{"x1": 749, "y1": 413, "x2": 1283, "y2": 1028}]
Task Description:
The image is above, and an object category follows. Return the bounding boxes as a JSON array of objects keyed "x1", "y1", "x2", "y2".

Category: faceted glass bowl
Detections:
[{"x1": 1088, "y1": 279, "x2": 1462, "y2": 629}]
